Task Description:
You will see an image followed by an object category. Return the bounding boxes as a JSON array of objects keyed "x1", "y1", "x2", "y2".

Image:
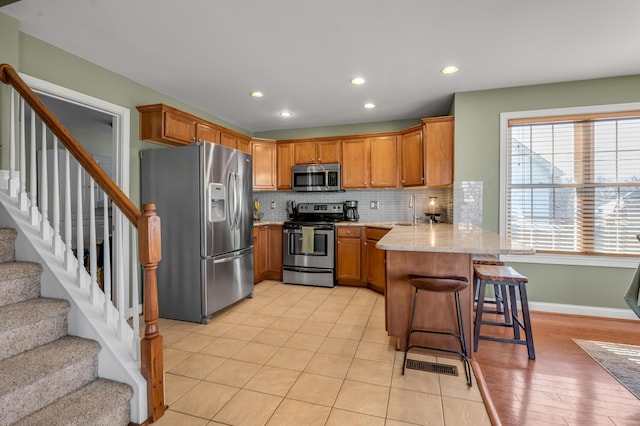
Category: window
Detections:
[{"x1": 501, "y1": 105, "x2": 640, "y2": 264}]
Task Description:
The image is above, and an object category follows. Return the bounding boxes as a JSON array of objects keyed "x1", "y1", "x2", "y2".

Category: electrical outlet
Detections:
[
  {"x1": 270, "y1": 201, "x2": 277, "y2": 209},
  {"x1": 370, "y1": 201, "x2": 379, "y2": 209}
]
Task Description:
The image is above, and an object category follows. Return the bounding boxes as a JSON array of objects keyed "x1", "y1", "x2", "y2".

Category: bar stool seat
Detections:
[
  {"x1": 473, "y1": 265, "x2": 535, "y2": 359},
  {"x1": 402, "y1": 274, "x2": 472, "y2": 386},
  {"x1": 472, "y1": 255, "x2": 508, "y2": 322}
]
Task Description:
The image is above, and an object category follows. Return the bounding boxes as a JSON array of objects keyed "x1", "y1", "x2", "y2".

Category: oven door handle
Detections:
[{"x1": 284, "y1": 266, "x2": 333, "y2": 274}]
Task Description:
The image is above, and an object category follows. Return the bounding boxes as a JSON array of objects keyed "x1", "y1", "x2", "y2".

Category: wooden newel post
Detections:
[{"x1": 138, "y1": 203, "x2": 166, "y2": 422}]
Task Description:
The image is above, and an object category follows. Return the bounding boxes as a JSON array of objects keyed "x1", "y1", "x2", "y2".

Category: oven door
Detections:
[{"x1": 283, "y1": 227, "x2": 334, "y2": 270}]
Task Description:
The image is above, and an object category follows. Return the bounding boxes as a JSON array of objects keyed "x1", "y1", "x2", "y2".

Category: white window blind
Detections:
[{"x1": 506, "y1": 111, "x2": 640, "y2": 257}]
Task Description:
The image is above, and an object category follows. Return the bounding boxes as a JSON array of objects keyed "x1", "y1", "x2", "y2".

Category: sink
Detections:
[{"x1": 392, "y1": 221, "x2": 418, "y2": 226}]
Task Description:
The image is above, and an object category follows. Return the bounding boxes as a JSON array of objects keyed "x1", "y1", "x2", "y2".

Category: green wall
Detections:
[
  {"x1": 453, "y1": 75, "x2": 640, "y2": 309},
  {"x1": 0, "y1": 13, "x2": 20, "y2": 169}
]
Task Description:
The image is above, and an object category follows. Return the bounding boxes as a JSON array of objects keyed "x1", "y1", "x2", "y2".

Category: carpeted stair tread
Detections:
[
  {"x1": 14, "y1": 378, "x2": 133, "y2": 426},
  {"x1": 0, "y1": 228, "x2": 17, "y2": 263},
  {"x1": 0, "y1": 298, "x2": 70, "y2": 361},
  {"x1": 0, "y1": 261, "x2": 43, "y2": 307},
  {"x1": 0, "y1": 297, "x2": 69, "y2": 331},
  {"x1": 0, "y1": 336, "x2": 101, "y2": 425}
]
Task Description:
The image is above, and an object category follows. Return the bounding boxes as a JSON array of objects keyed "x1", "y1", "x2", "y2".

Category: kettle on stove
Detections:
[{"x1": 344, "y1": 200, "x2": 359, "y2": 221}]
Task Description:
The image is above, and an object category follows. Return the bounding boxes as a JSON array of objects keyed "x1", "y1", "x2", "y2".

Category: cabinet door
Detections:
[
  {"x1": 252, "y1": 140, "x2": 277, "y2": 190},
  {"x1": 237, "y1": 137, "x2": 251, "y2": 154},
  {"x1": 277, "y1": 143, "x2": 295, "y2": 190},
  {"x1": 317, "y1": 140, "x2": 341, "y2": 164},
  {"x1": 365, "y1": 238, "x2": 386, "y2": 293},
  {"x1": 369, "y1": 136, "x2": 399, "y2": 188},
  {"x1": 196, "y1": 123, "x2": 220, "y2": 144},
  {"x1": 424, "y1": 116, "x2": 454, "y2": 187},
  {"x1": 337, "y1": 237, "x2": 362, "y2": 282},
  {"x1": 293, "y1": 141, "x2": 316, "y2": 164},
  {"x1": 267, "y1": 225, "x2": 283, "y2": 277},
  {"x1": 401, "y1": 129, "x2": 424, "y2": 187},
  {"x1": 164, "y1": 111, "x2": 196, "y2": 144},
  {"x1": 341, "y1": 138, "x2": 369, "y2": 189},
  {"x1": 221, "y1": 132, "x2": 237, "y2": 149}
]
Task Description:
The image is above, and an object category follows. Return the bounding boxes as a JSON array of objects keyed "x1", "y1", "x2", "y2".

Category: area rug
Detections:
[{"x1": 574, "y1": 339, "x2": 640, "y2": 399}]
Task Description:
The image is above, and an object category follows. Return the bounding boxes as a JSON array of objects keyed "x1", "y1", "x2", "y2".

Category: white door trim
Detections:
[{"x1": 18, "y1": 72, "x2": 130, "y2": 193}]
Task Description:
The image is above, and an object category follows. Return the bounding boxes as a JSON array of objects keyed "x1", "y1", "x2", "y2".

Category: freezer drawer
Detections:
[{"x1": 202, "y1": 247, "x2": 254, "y2": 323}]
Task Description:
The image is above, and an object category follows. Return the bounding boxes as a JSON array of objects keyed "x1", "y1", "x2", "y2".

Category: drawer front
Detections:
[
  {"x1": 337, "y1": 226, "x2": 362, "y2": 238},
  {"x1": 365, "y1": 227, "x2": 389, "y2": 240}
]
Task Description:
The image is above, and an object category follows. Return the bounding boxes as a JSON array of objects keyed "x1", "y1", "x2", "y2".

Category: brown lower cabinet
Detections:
[
  {"x1": 336, "y1": 226, "x2": 389, "y2": 293},
  {"x1": 254, "y1": 224, "x2": 283, "y2": 283},
  {"x1": 364, "y1": 227, "x2": 389, "y2": 294},
  {"x1": 336, "y1": 226, "x2": 365, "y2": 286}
]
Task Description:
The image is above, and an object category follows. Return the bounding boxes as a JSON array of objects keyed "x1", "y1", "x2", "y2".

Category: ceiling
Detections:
[{"x1": 3, "y1": 0, "x2": 640, "y2": 134}]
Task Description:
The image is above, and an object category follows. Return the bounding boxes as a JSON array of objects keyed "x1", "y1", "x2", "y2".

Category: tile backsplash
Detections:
[{"x1": 254, "y1": 187, "x2": 453, "y2": 223}]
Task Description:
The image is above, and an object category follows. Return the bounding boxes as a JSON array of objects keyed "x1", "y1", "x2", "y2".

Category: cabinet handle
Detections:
[
  {"x1": 401, "y1": 179, "x2": 405, "y2": 183},
  {"x1": 364, "y1": 242, "x2": 367, "y2": 245}
]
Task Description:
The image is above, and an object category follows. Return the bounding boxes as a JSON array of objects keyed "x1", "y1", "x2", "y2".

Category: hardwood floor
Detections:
[{"x1": 474, "y1": 310, "x2": 640, "y2": 426}]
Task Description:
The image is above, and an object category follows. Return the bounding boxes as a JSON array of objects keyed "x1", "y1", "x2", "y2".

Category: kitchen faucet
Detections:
[{"x1": 408, "y1": 193, "x2": 420, "y2": 224}]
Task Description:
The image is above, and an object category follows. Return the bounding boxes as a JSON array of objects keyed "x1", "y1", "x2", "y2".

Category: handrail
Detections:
[
  {"x1": 0, "y1": 63, "x2": 165, "y2": 423},
  {"x1": 0, "y1": 64, "x2": 141, "y2": 225}
]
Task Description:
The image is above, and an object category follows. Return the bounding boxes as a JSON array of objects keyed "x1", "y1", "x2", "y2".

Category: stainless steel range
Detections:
[{"x1": 282, "y1": 202, "x2": 344, "y2": 287}]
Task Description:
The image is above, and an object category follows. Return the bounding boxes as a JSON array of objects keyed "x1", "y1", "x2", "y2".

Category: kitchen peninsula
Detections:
[{"x1": 377, "y1": 223, "x2": 534, "y2": 354}]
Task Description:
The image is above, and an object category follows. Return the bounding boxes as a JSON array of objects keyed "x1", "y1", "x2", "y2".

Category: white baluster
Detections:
[
  {"x1": 103, "y1": 191, "x2": 112, "y2": 323},
  {"x1": 116, "y1": 222, "x2": 127, "y2": 339},
  {"x1": 131, "y1": 224, "x2": 140, "y2": 362},
  {"x1": 52, "y1": 137, "x2": 63, "y2": 255},
  {"x1": 19, "y1": 99, "x2": 28, "y2": 210},
  {"x1": 77, "y1": 164, "x2": 85, "y2": 289},
  {"x1": 89, "y1": 178, "x2": 98, "y2": 305},
  {"x1": 29, "y1": 110, "x2": 39, "y2": 225},
  {"x1": 64, "y1": 150, "x2": 74, "y2": 270},
  {"x1": 40, "y1": 122, "x2": 50, "y2": 240},
  {"x1": 9, "y1": 88, "x2": 19, "y2": 197}
]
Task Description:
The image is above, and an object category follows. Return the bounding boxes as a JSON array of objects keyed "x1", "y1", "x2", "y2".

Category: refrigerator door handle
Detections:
[
  {"x1": 233, "y1": 172, "x2": 242, "y2": 229},
  {"x1": 212, "y1": 247, "x2": 252, "y2": 264},
  {"x1": 227, "y1": 171, "x2": 235, "y2": 229}
]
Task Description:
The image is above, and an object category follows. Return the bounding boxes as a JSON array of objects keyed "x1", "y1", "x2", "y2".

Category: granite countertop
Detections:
[
  {"x1": 376, "y1": 223, "x2": 535, "y2": 255},
  {"x1": 252, "y1": 221, "x2": 285, "y2": 226}
]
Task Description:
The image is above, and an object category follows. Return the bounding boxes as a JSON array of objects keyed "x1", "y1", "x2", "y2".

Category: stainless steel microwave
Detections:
[{"x1": 291, "y1": 163, "x2": 341, "y2": 192}]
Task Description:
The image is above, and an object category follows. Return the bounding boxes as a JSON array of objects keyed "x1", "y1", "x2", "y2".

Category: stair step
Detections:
[
  {"x1": 13, "y1": 378, "x2": 133, "y2": 426},
  {"x1": 0, "y1": 228, "x2": 17, "y2": 263},
  {"x1": 0, "y1": 336, "x2": 101, "y2": 425},
  {"x1": 0, "y1": 261, "x2": 43, "y2": 307},
  {"x1": 0, "y1": 298, "x2": 70, "y2": 361}
]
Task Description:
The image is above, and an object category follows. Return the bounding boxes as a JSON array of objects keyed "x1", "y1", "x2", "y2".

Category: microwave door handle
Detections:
[{"x1": 325, "y1": 170, "x2": 329, "y2": 189}]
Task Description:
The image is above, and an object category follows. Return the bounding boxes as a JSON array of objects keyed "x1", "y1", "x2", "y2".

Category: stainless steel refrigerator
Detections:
[{"x1": 141, "y1": 143, "x2": 254, "y2": 323}]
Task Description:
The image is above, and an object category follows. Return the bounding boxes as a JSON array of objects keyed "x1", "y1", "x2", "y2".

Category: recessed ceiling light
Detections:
[
  {"x1": 280, "y1": 111, "x2": 292, "y2": 118},
  {"x1": 250, "y1": 91, "x2": 264, "y2": 98},
  {"x1": 441, "y1": 65, "x2": 459, "y2": 75},
  {"x1": 363, "y1": 103, "x2": 376, "y2": 109},
  {"x1": 350, "y1": 77, "x2": 366, "y2": 85}
]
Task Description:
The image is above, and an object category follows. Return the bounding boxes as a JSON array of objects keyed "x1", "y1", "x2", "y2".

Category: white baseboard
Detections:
[{"x1": 528, "y1": 301, "x2": 639, "y2": 321}]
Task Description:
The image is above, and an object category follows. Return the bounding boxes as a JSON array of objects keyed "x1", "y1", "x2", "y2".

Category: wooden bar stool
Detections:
[
  {"x1": 473, "y1": 265, "x2": 535, "y2": 359},
  {"x1": 472, "y1": 255, "x2": 509, "y2": 324},
  {"x1": 402, "y1": 274, "x2": 472, "y2": 386}
]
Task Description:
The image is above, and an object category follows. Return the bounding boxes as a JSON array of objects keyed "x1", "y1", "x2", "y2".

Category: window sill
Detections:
[{"x1": 501, "y1": 253, "x2": 639, "y2": 269}]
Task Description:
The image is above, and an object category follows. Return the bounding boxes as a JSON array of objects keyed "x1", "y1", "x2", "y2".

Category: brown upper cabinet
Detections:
[
  {"x1": 342, "y1": 136, "x2": 399, "y2": 189},
  {"x1": 293, "y1": 139, "x2": 341, "y2": 164},
  {"x1": 251, "y1": 139, "x2": 277, "y2": 191},
  {"x1": 277, "y1": 142, "x2": 295, "y2": 190},
  {"x1": 423, "y1": 116, "x2": 454, "y2": 187},
  {"x1": 137, "y1": 104, "x2": 250, "y2": 152},
  {"x1": 400, "y1": 127, "x2": 424, "y2": 187}
]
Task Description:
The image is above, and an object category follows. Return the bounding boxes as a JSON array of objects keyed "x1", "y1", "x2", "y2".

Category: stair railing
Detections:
[{"x1": 0, "y1": 64, "x2": 166, "y2": 423}]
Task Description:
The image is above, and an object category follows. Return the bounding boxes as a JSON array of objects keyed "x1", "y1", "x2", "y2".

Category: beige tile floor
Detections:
[{"x1": 153, "y1": 280, "x2": 490, "y2": 426}]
